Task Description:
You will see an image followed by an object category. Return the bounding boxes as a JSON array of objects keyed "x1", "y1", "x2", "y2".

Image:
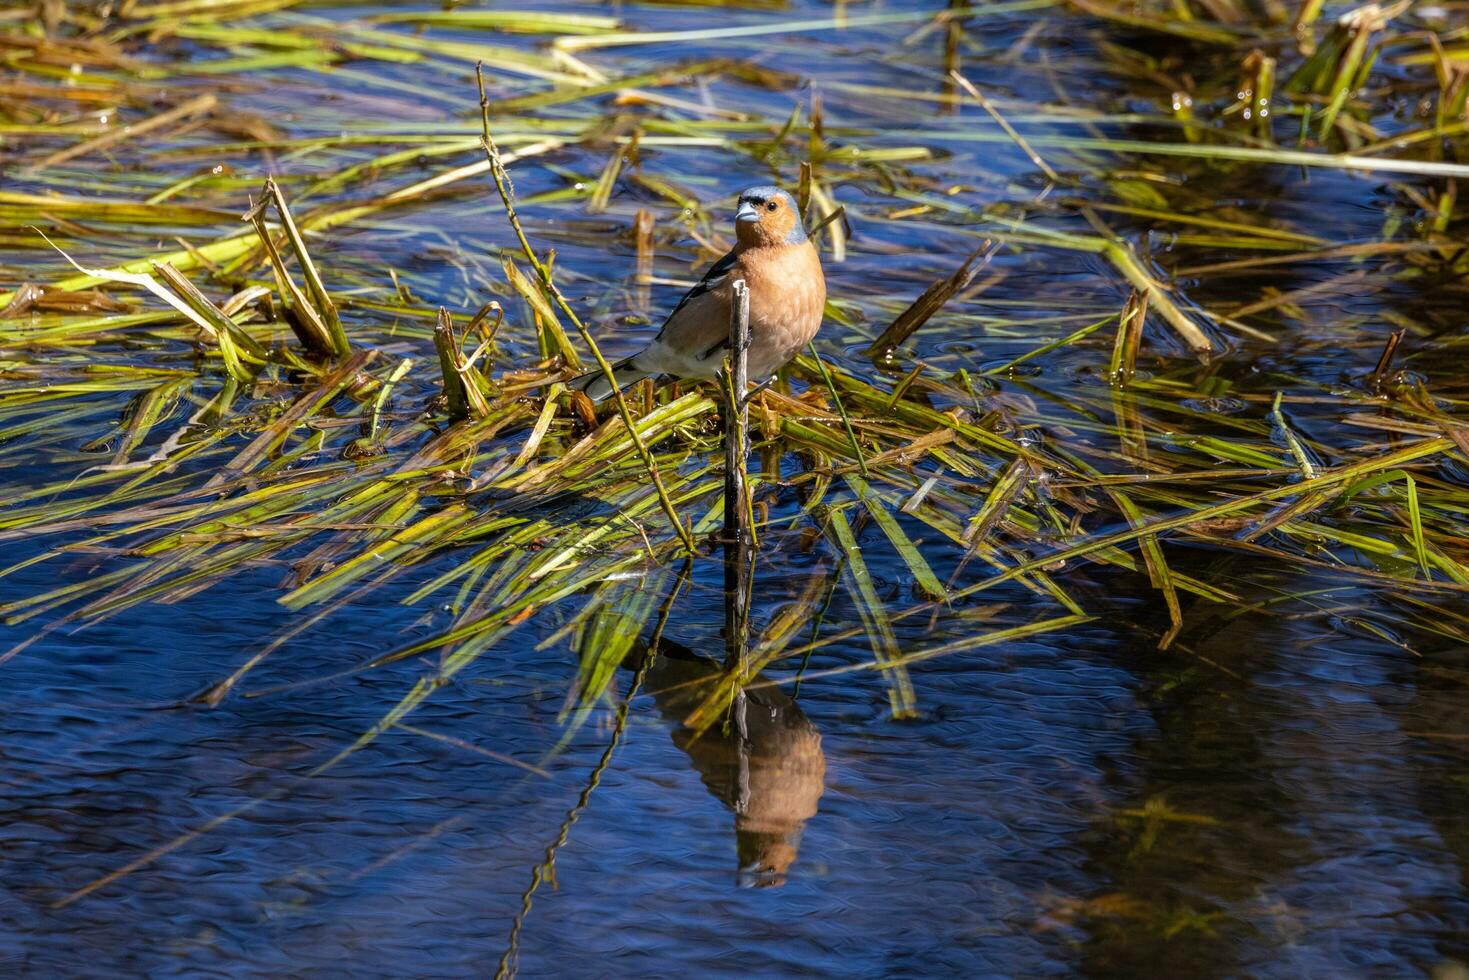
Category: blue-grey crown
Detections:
[{"x1": 736, "y1": 185, "x2": 807, "y2": 243}]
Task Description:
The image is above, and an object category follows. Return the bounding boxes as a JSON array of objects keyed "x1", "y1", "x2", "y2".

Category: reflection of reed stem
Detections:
[
  {"x1": 733, "y1": 686, "x2": 751, "y2": 817},
  {"x1": 496, "y1": 563, "x2": 690, "y2": 980}
]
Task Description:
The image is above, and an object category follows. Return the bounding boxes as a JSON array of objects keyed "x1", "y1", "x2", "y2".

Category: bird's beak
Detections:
[{"x1": 735, "y1": 201, "x2": 760, "y2": 224}]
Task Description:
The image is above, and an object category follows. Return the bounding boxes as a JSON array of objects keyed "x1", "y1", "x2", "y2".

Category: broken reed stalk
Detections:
[
  {"x1": 724, "y1": 279, "x2": 752, "y2": 673},
  {"x1": 1370, "y1": 326, "x2": 1406, "y2": 388},
  {"x1": 264, "y1": 177, "x2": 349, "y2": 357},
  {"x1": 435, "y1": 307, "x2": 469, "y2": 421},
  {"x1": 1103, "y1": 241, "x2": 1211, "y2": 355},
  {"x1": 241, "y1": 185, "x2": 342, "y2": 359},
  {"x1": 633, "y1": 207, "x2": 654, "y2": 311},
  {"x1": 473, "y1": 62, "x2": 694, "y2": 554},
  {"x1": 1110, "y1": 287, "x2": 1148, "y2": 382},
  {"x1": 866, "y1": 239, "x2": 997, "y2": 360}
]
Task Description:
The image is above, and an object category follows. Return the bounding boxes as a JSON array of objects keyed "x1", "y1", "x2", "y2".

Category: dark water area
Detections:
[
  {"x1": 7, "y1": 542, "x2": 1469, "y2": 977},
  {"x1": 11, "y1": 543, "x2": 1466, "y2": 978},
  {"x1": 4, "y1": 0, "x2": 1469, "y2": 976}
]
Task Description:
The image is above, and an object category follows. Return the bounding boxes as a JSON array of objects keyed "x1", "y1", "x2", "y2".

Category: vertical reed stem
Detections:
[
  {"x1": 724, "y1": 280, "x2": 751, "y2": 674},
  {"x1": 474, "y1": 61, "x2": 694, "y2": 554}
]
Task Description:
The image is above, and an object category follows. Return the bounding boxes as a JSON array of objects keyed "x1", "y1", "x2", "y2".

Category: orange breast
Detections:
[{"x1": 735, "y1": 241, "x2": 826, "y2": 377}]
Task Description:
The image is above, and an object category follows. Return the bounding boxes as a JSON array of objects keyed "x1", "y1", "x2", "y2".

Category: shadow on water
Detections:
[{"x1": 1072, "y1": 549, "x2": 1469, "y2": 976}]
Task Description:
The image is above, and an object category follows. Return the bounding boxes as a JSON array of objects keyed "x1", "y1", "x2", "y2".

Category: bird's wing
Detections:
[
  {"x1": 653, "y1": 246, "x2": 740, "y2": 344},
  {"x1": 638, "y1": 276, "x2": 732, "y2": 378}
]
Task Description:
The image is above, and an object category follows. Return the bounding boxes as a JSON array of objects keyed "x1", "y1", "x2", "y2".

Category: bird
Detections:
[{"x1": 571, "y1": 185, "x2": 826, "y2": 402}]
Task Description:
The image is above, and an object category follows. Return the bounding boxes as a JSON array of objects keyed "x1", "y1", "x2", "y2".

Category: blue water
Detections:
[{"x1": 5, "y1": 544, "x2": 1468, "y2": 976}]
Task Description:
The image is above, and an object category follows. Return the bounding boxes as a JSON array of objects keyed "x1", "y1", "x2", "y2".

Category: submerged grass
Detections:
[{"x1": 4, "y1": 0, "x2": 1469, "y2": 927}]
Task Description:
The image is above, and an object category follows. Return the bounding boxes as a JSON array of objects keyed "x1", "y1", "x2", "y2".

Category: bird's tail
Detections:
[{"x1": 566, "y1": 354, "x2": 654, "y2": 403}]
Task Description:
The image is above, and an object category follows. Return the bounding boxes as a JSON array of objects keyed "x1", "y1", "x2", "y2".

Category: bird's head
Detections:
[{"x1": 733, "y1": 186, "x2": 806, "y2": 247}]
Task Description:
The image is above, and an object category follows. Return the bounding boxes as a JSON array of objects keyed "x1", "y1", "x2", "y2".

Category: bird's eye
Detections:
[{"x1": 766, "y1": 200, "x2": 778, "y2": 212}]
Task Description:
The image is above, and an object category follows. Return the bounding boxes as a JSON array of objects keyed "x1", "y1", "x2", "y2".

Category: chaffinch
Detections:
[{"x1": 573, "y1": 185, "x2": 826, "y2": 401}]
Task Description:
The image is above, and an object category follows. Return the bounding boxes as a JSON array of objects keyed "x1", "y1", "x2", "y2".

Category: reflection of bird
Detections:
[
  {"x1": 572, "y1": 186, "x2": 826, "y2": 402},
  {"x1": 643, "y1": 642, "x2": 826, "y2": 887}
]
